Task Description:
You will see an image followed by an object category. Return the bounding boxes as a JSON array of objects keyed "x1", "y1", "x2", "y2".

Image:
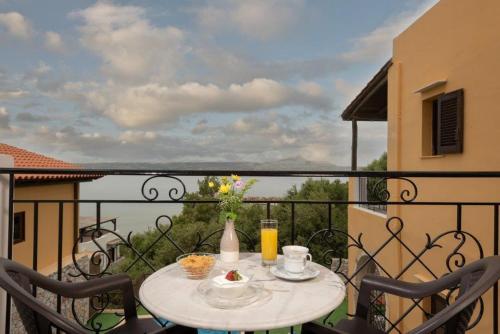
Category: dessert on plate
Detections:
[{"x1": 211, "y1": 270, "x2": 250, "y2": 298}]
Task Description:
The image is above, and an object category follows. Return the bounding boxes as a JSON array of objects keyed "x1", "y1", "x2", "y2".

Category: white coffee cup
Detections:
[{"x1": 282, "y1": 245, "x2": 312, "y2": 274}]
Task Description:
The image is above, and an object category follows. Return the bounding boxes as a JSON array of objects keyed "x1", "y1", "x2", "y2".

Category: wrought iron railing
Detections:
[
  {"x1": 357, "y1": 176, "x2": 387, "y2": 214},
  {"x1": 1, "y1": 168, "x2": 499, "y2": 333},
  {"x1": 79, "y1": 218, "x2": 117, "y2": 242}
]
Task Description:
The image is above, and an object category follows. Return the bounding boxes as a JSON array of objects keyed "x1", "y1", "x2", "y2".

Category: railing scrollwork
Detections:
[
  {"x1": 372, "y1": 177, "x2": 418, "y2": 202},
  {"x1": 2, "y1": 168, "x2": 497, "y2": 333},
  {"x1": 141, "y1": 175, "x2": 186, "y2": 201}
]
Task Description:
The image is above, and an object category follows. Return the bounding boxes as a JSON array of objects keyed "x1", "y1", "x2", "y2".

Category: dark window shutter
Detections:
[{"x1": 437, "y1": 89, "x2": 464, "y2": 154}]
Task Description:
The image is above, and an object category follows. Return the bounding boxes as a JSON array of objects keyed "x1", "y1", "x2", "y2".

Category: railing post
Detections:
[
  {"x1": 0, "y1": 154, "x2": 14, "y2": 332},
  {"x1": 351, "y1": 120, "x2": 358, "y2": 171}
]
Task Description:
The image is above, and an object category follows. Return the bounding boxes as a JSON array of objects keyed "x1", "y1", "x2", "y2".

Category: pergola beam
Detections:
[{"x1": 351, "y1": 120, "x2": 358, "y2": 171}]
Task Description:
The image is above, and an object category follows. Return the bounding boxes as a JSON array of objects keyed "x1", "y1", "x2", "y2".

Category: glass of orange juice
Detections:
[{"x1": 261, "y1": 219, "x2": 278, "y2": 265}]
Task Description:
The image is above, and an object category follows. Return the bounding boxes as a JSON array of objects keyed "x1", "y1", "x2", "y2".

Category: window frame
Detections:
[
  {"x1": 431, "y1": 99, "x2": 439, "y2": 156},
  {"x1": 422, "y1": 89, "x2": 464, "y2": 157},
  {"x1": 13, "y1": 211, "x2": 26, "y2": 244}
]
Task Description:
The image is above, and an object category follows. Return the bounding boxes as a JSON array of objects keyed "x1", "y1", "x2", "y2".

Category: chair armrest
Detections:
[
  {"x1": 52, "y1": 274, "x2": 137, "y2": 319},
  {"x1": 355, "y1": 273, "x2": 460, "y2": 319},
  {"x1": 41, "y1": 274, "x2": 133, "y2": 298}
]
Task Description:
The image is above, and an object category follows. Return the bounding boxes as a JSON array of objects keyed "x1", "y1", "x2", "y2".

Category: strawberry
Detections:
[
  {"x1": 225, "y1": 271, "x2": 234, "y2": 281},
  {"x1": 225, "y1": 270, "x2": 242, "y2": 281}
]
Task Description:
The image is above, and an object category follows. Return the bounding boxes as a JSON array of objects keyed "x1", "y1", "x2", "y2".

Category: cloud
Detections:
[
  {"x1": 44, "y1": 31, "x2": 65, "y2": 53},
  {"x1": 118, "y1": 130, "x2": 157, "y2": 144},
  {"x1": 0, "y1": 90, "x2": 27, "y2": 100},
  {"x1": 223, "y1": 115, "x2": 385, "y2": 165},
  {"x1": 63, "y1": 2, "x2": 332, "y2": 130},
  {"x1": 190, "y1": 46, "x2": 352, "y2": 85},
  {"x1": 0, "y1": 12, "x2": 33, "y2": 39},
  {"x1": 71, "y1": 2, "x2": 185, "y2": 83},
  {"x1": 80, "y1": 78, "x2": 331, "y2": 127},
  {"x1": 15, "y1": 112, "x2": 50, "y2": 122},
  {"x1": 23, "y1": 62, "x2": 51, "y2": 83},
  {"x1": 11, "y1": 108, "x2": 386, "y2": 165},
  {"x1": 0, "y1": 107, "x2": 9, "y2": 128},
  {"x1": 334, "y1": 78, "x2": 364, "y2": 107},
  {"x1": 186, "y1": 114, "x2": 345, "y2": 163},
  {"x1": 23, "y1": 114, "x2": 305, "y2": 163},
  {"x1": 0, "y1": 1, "x2": 400, "y2": 165},
  {"x1": 29, "y1": 125, "x2": 207, "y2": 162},
  {"x1": 0, "y1": 106, "x2": 23, "y2": 136},
  {"x1": 196, "y1": 0, "x2": 304, "y2": 41},
  {"x1": 192, "y1": 0, "x2": 438, "y2": 85},
  {"x1": 191, "y1": 119, "x2": 208, "y2": 134},
  {"x1": 339, "y1": 0, "x2": 438, "y2": 63}
]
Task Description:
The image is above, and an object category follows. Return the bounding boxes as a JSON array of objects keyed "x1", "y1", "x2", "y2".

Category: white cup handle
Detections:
[{"x1": 303, "y1": 253, "x2": 312, "y2": 267}]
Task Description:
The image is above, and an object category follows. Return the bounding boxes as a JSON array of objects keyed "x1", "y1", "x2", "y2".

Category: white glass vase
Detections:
[{"x1": 220, "y1": 219, "x2": 239, "y2": 263}]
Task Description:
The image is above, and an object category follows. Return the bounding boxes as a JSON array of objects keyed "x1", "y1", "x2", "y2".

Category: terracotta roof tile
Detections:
[{"x1": 0, "y1": 143, "x2": 100, "y2": 182}]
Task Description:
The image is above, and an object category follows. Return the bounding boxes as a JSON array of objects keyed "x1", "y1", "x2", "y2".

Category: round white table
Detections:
[{"x1": 139, "y1": 253, "x2": 346, "y2": 331}]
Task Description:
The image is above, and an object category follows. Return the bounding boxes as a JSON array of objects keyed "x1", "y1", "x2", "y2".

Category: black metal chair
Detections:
[
  {"x1": 0, "y1": 258, "x2": 197, "y2": 334},
  {"x1": 302, "y1": 256, "x2": 500, "y2": 334}
]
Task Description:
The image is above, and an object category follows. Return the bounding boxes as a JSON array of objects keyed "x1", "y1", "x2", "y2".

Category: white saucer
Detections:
[{"x1": 270, "y1": 264, "x2": 320, "y2": 281}]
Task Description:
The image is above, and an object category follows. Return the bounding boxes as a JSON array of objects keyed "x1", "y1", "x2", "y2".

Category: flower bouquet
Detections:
[{"x1": 210, "y1": 175, "x2": 256, "y2": 262}]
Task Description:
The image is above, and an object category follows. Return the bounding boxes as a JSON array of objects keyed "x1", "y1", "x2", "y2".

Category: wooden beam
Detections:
[
  {"x1": 351, "y1": 120, "x2": 358, "y2": 171},
  {"x1": 341, "y1": 59, "x2": 391, "y2": 121}
]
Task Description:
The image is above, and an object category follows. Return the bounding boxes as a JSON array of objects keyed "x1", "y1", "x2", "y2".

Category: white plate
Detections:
[
  {"x1": 197, "y1": 281, "x2": 271, "y2": 309},
  {"x1": 270, "y1": 264, "x2": 320, "y2": 281}
]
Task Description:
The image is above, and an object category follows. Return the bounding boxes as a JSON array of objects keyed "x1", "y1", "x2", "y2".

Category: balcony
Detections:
[
  {"x1": 1, "y1": 168, "x2": 499, "y2": 333},
  {"x1": 356, "y1": 176, "x2": 387, "y2": 214}
]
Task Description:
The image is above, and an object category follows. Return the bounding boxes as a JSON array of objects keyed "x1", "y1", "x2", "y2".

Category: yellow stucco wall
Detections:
[
  {"x1": 349, "y1": 0, "x2": 500, "y2": 332},
  {"x1": 390, "y1": 0, "x2": 500, "y2": 170},
  {"x1": 13, "y1": 182, "x2": 77, "y2": 272}
]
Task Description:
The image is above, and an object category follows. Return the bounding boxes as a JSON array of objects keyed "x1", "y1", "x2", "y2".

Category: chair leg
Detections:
[{"x1": 301, "y1": 322, "x2": 345, "y2": 334}]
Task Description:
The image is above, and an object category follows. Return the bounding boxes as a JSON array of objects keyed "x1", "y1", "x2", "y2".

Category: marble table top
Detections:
[{"x1": 139, "y1": 253, "x2": 346, "y2": 331}]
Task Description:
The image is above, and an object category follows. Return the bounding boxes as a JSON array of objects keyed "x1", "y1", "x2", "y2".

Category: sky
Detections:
[{"x1": 0, "y1": 0, "x2": 438, "y2": 166}]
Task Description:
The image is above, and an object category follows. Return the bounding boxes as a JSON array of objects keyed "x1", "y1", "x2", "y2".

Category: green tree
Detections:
[
  {"x1": 115, "y1": 176, "x2": 349, "y2": 281},
  {"x1": 273, "y1": 178, "x2": 348, "y2": 262},
  {"x1": 364, "y1": 152, "x2": 387, "y2": 171},
  {"x1": 364, "y1": 152, "x2": 387, "y2": 202},
  {"x1": 115, "y1": 176, "x2": 263, "y2": 281}
]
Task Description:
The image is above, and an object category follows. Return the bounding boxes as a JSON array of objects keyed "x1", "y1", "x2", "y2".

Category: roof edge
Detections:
[{"x1": 341, "y1": 59, "x2": 392, "y2": 121}]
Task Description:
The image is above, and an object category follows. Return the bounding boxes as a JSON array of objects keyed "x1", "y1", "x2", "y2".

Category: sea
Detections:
[{"x1": 79, "y1": 175, "x2": 341, "y2": 236}]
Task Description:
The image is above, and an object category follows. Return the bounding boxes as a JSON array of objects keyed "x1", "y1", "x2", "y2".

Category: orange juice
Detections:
[{"x1": 261, "y1": 228, "x2": 278, "y2": 263}]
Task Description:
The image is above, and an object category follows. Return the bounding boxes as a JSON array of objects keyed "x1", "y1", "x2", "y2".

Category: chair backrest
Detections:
[
  {"x1": 0, "y1": 258, "x2": 86, "y2": 334},
  {"x1": 410, "y1": 256, "x2": 500, "y2": 334}
]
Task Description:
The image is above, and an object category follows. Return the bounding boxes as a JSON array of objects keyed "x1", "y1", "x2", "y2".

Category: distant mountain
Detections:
[{"x1": 80, "y1": 158, "x2": 348, "y2": 171}]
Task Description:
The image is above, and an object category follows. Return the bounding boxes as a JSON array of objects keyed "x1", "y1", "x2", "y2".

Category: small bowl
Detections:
[
  {"x1": 176, "y1": 253, "x2": 216, "y2": 279},
  {"x1": 211, "y1": 273, "x2": 250, "y2": 299}
]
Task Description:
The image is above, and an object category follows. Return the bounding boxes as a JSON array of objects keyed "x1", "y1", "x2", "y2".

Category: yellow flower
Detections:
[
  {"x1": 231, "y1": 174, "x2": 241, "y2": 181},
  {"x1": 219, "y1": 184, "x2": 230, "y2": 194},
  {"x1": 221, "y1": 176, "x2": 228, "y2": 183},
  {"x1": 208, "y1": 181, "x2": 215, "y2": 188}
]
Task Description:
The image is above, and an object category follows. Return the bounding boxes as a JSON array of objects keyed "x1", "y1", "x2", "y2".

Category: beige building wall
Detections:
[
  {"x1": 13, "y1": 182, "x2": 78, "y2": 272},
  {"x1": 348, "y1": 0, "x2": 500, "y2": 332},
  {"x1": 347, "y1": 178, "x2": 394, "y2": 316}
]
